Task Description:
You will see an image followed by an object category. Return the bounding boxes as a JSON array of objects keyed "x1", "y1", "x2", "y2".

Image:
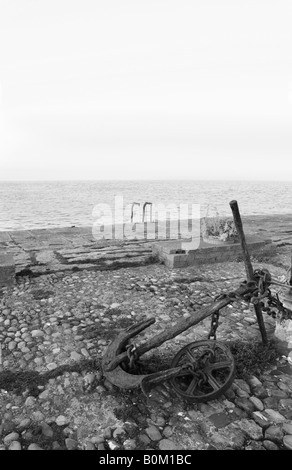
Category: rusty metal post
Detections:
[
  {"x1": 131, "y1": 202, "x2": 140, "y2": 223},
  {"x1": 229, "y1": 200, "x2": 268, "y2": 345},
  {"x1": 142, "y1": 202, "x2": 153, "y2": 222}
]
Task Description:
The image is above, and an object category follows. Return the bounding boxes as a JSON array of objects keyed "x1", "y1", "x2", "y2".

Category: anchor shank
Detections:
[
  {"x1": 135, "y1": 290, "x2": 236, "y2": 356},
  {"x1": 105, "y1": 282, "x2": 252, "y2": 372}
]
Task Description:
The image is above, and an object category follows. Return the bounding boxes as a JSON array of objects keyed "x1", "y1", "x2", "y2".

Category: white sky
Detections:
[{"x1": 0, "y1": 0, "x2": 291, "y2": 180}]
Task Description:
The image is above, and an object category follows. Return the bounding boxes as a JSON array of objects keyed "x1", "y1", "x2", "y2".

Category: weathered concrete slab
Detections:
[
  {"x1": 0, "y1": 253, "x2": 15, "y2": 286},
  {"x1": 35, "y1": 250, "x2": 58, "y2": 265},
  {"x1": 152, "y1": 236, "x2": 275, "y2": 269}
]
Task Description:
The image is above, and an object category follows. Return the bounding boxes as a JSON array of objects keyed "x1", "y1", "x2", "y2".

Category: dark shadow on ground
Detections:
[{"x1": 0, "y1": 358, "x2": 101, "y2": 396}]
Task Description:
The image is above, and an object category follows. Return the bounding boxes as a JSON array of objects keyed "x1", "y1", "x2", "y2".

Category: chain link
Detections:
[
  {"x1": 125, "y1": 343, "x2": 146, "y2": 375},
  {"x1": 250, "y1": 268, "x2": 292, "y2": 320},
  {"x1": 208, "y1": 310, "x2": 220, "y2": 340},
  {"x1": 126, "y1": 343, "x2": 138, "y2": 370}
]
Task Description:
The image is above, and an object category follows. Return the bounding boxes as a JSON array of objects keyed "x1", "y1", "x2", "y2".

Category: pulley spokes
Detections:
[{"x1": 170, "y1": 340, "x2": 235, "y2": 402}]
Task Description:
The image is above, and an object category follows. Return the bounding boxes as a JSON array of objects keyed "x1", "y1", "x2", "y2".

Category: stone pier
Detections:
[{"x1": 0, "y1": 212, "x2": 291, "y2": 279}]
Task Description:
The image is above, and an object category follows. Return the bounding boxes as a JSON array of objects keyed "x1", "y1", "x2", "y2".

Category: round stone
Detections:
[
  {"x1": 83, "y1": 373, "x2": 96, "y2": 386},
  {"x1": 263, "y1": 440, "x2": 279, "y2": 450},
  {"x1": 236, "y1": 419, "x2": 263, "y2": 440},
  {"x1": 283, "y1": 435, "x2": 292, "y2": 450},
  {"x1": 81, "y1": 348, "x2": 90, "y2": 357},
  {"x1": 249, "y1": 396, "x2": 264, "y2": 411},
  {"x1": 163, "y1": 426, "x2": 173, "y2": 438},
  {"x1": 108, "y1": 440, "x2": 119, "y2": 450},
  {"x1": 234, "y1": 379, "x2": 251, "y2": 394},
  {"x1": 264, "y1": 425, "x2": 284, "y2": 443},
  {"x1": 8, "y1": 341, "x2": 16, "y2": 351},
  {"x1": 123, "y1": 439, "x2": 136, "y2": 450},
  {"x1": 31, "y1": 330, "x2": 44, "y2": 338},
  {"x1": 70, "y1": 351, "x2": 82, "y2": 361},
  {"x1": 17, "y1": 418, "x2": 31, "y2": 431},
  {"x1": 84, "y1": 441, "x2": 95, "y2": 450},
  {"x1": 235, "y1": 397, "x2": 255, "y2": 413},
  {"x1": 32, "y1": 411, "x2": 45, "y2": 422},
  {"x1": 145, "y1": 425, "x2": 162, "y2": 441},
  {"x1": 27, "y1": 443, "x2": 44, "y2": 450},
  {"x1": 3, "y1": 432, "x2": 20, "y2": 445},
  {"x1": 159, "y1": 439, "x2": 181, "y2": 450},
  {"x1": 24, "y1": 396, "x2": 36, "y2": 407},
  {"x1": 8, "y1": 441, "x2": 22, "y2": 450},
  {"x1": 151, "y1": 416, "x2": 166, "y2": 427},
  {"x1": 283, "y1": 422, "x2": 292, "y2": 435},
  {"x1": 56, "y1": 415, "x2": 69, "y2": 426},
  {"x1": 264, "y1": 409, "x2": 286, "y2": 424},
  {"x1": 65, "y1": 438, "x2": 78, "y2": 450},
  {"x1": 38, "y1": 389, "x2": 49, "y2": 400},
  {"x1": 233, "y1": 386, "x2": 250, "y2": 398}
]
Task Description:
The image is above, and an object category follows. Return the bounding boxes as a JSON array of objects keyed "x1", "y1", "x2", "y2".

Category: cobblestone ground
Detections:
[{"x1": 1, "y1": 260, "x2": 292, "y2": 451}]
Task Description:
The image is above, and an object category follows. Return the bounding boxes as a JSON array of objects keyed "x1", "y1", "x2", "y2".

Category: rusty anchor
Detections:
[{"x1": 101, "y1": 280, "x2": 256, "y2": 400}]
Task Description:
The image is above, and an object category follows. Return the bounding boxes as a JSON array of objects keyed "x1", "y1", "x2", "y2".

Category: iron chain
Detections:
[
  {"x1": 208, "y1": 310, "x2": 220, "y2": 340},
  {"x1": 212, "y1": 268, "x2": 292, "y2": 323},
  {"x1": 126, "y1": 343, "x2": 138, "y2": 370}
]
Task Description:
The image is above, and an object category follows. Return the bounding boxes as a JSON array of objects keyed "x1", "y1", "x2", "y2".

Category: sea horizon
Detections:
[{"x1": 1, "y1": 179, "x2": 292, "y2": 231}]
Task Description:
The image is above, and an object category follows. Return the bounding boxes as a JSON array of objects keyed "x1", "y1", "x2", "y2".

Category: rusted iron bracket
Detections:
[
  {"x1": 130, "y1": 202, "x2": 140, "y2": 223},
  {"x1": 142, "y1": 202, "x2": 153, "y2": 222}
]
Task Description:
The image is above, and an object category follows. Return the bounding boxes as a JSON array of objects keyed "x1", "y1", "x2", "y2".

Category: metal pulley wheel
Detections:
[{"x1": 170, "y1": 340, "x2": 235, "y2": 402}]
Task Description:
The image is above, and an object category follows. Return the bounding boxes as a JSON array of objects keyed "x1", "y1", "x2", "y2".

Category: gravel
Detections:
[{"x1": 0, "y1": 261, "x2": 291, "y2": 450}]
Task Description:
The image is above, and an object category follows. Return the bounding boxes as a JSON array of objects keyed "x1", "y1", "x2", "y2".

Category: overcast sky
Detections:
[{"x1": 0, "y1": 0, "x2": 291, "y2": 180}]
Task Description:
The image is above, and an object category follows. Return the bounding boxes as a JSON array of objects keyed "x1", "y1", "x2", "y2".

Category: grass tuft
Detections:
[{"x1": 226, "y1": 339, "x2": 280, "y2": 379}]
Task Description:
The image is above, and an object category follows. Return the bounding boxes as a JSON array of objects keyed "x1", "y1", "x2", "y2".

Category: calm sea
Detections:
[{"x1": 0, "y1": 180, "x2": 291, "y2": 231}]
